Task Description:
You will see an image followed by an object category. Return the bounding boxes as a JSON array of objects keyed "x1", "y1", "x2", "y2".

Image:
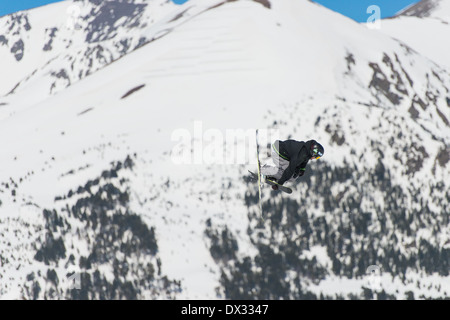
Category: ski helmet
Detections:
[{"x1": 311, "y1": 142, "x2": 324, "y2": 159}]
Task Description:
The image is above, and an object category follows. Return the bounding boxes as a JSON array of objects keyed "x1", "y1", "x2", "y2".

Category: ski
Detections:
[
  {"x1": 248, "y1": 170, "x2": 293, "y2": 194},
  {"x1": 255, "y1": 130, "x2": 264, "y2": 220},
  {"x1": 263, "y1": 177, "x2": 293, "y2": 194}
]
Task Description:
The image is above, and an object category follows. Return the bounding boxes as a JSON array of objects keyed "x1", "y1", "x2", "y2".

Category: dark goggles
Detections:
[{"x1": 312, "y1": 147, "x2": 323, "y2": 159}]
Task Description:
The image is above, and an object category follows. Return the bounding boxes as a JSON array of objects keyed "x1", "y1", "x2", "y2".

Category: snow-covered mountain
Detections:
[
  {"x1": 380, "y1": 0, "x2": 450, "y2": 70},
  {"x1": 0, "y1": 0, "x2": 448, "y2": 300}
]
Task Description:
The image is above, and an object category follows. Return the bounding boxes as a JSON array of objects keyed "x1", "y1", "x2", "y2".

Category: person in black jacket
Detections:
[{"x1": 261, "y1": 139, "x2": 324, "y2": 190}]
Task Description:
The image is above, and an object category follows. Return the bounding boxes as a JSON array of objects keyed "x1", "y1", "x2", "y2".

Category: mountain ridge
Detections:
[{"x1": 395, "y1": 0, "x2": 449, "y2": 19}]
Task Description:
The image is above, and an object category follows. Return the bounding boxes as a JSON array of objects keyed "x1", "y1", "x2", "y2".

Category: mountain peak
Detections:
[{"x1": 396, "y1": 0, "x2": 449, "y2": 19}]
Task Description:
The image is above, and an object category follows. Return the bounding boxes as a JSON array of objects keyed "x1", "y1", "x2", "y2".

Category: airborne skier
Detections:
[{"x1": 261, "y1": 139, "x2": 324, "y2": 190}]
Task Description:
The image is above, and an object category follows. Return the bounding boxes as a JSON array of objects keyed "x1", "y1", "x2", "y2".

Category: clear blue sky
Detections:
[
  {"x1": 312, "y1": 0, "x2": 421, "y2": 22},
  {"x1": 0, "y1": 0, "x2": 421, "y2": 20},
  {"x1": 0, "y1": 0, "x2": 65, "y2": 17}
]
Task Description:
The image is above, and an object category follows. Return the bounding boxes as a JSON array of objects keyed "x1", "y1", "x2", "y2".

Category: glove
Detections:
[
  {"x1": 272, "y1": 185, "x2": 278, "y2": 190},
  {"x1": 293, "y1": 168, "x2": 305, "y2": 179}
]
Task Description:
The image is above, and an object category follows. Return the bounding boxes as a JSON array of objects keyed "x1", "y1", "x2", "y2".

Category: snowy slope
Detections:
[
  {"x1": 0, "y1": 0, "x2": 206, "y2": 103},
  {"x1": 380, "y1": 0, "x2": 450, "y2": 70},
  {"x1": 0, "y1": 0, "x2": 449, "y2": 300}
]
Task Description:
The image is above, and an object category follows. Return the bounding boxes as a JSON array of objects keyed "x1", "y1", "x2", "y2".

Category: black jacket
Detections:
[{"x1": 276, "y1": 140, "x2": 316, "y2": 185}]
